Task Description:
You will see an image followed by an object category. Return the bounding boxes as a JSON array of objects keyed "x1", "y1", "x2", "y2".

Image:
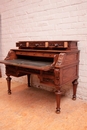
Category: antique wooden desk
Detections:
[{"x1": 0, "y1": 41, "x2": 79, "y2": 113}]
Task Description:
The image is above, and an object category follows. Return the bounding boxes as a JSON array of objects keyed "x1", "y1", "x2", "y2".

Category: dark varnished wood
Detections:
[
  {"x1": 0, "y1": 41, "x2": 79, "y2": 114},
  {"x1": 55, "y1": 90, "x2": 61, "y2": 114},
  {"x1": 27, "y1": 74, "x2": 31, "y2": 87},
  {"x1": 72, "y1": 79, "x2": 78, "y2": 100},
  {"x1": 6, "y1": 75, "x2": 12, "y2": 94}
]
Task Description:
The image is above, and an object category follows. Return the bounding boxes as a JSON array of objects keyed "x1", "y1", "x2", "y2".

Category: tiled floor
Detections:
[{"x1": 0, "y1": 78, "x2": 87, "y2": 130}]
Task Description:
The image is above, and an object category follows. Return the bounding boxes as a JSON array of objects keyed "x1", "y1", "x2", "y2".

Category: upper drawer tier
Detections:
[{"x1": 16, "y1": 41, "x2": 69, "y2": 49}]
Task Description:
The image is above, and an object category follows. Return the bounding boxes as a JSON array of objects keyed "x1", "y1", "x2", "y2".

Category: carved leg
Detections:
[
  {"x1": 55, "y1": 89, "x2": 61, "y2": 114},
  {"x1": 72, "y1": 79, "x2": 78, "y2": 100},
  {"x1": 27, "y1": 74, "x2": 31, "y2": 87},
  {"x1": 6, "y1": 75, "x2": 12, "y2": 95}
]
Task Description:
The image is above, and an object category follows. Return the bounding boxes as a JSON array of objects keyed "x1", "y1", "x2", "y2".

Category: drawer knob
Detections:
[
  {"x1": 20, "y1": 44, "x2": 23, "y2": 47},
  {"x1": 55, "y1": 44, "x2": 58, "y2": 47},
  {"x1": 35, "y1": 44, "x2": 39, "y2": 47}
]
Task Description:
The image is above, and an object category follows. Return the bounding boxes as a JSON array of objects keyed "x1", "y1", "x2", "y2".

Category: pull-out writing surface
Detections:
[{"x1": 0, "y1": 59, "x2": 53, "y2": 70}]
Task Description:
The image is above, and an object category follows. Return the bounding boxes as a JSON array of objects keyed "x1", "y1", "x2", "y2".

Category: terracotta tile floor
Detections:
[{"x1": 0, "y1": 78, "x2": 87, "y2": 130}]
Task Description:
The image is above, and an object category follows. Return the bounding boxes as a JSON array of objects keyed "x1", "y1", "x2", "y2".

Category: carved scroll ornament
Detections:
[{"x1": 5, "y1": 50, "x2": 17, "y2": 60}]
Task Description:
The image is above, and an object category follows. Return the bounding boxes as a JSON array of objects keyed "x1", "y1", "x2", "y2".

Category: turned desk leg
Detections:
[
  {"x1": 55, "y1": 90, "x2": 61, "y2": 114},
  {"x1": 6, "y1": 75, "x2": 12, "y2": 95},
  {"x1": 27, "y1": 74, "x2": 31, "y2": 87},
  {"x1": 72, "y1": 79, "x2": 78, "y2": 100}
]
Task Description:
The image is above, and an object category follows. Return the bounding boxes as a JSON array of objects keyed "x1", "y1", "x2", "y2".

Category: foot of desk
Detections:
[{"x1": 55, "y1": 90, "x2": 61, "y2": 114}]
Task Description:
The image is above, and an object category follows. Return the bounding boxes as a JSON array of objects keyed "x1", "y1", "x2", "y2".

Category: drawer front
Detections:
[
  {"x1": 6, "y1": 65, "x2": 25, "y2": 77},
  {"x1": 16, "y1": 41, "x2": 68, "y2": 49}
]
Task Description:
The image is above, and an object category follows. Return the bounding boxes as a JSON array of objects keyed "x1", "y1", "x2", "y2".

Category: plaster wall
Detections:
[{"x1": 0, "y1": 0, "x2": 87, "y2": 100}]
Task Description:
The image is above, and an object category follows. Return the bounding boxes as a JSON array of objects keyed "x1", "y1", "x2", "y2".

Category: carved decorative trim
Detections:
[
  {"x1": 55, "y1": 53, "x2": 66, "y2": 66},
  {"x1": 54, "y1": 69, "x2": 60, "y2": 85},
  {"x1": 5, "y1": 50, "x2": 17, "y2": 60}
]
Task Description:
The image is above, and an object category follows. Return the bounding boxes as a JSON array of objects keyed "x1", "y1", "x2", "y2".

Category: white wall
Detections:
[{"x1": 0, "y1": 0, "x2": 87, "y2": 100}]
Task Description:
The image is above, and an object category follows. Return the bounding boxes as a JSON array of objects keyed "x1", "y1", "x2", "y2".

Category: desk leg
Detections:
[
  {"x1": 27, "y1": 74, "x2": 31, "y2": 87},
  {"x1": 72, "y1": 79, "x2": 78, "y2": 100},
  {"x1": 55, "y1": 89, "x2": 61, "y2": 114},
  {"x1": 6, "y1": 75, "x2": 12, "y2": 95}
]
